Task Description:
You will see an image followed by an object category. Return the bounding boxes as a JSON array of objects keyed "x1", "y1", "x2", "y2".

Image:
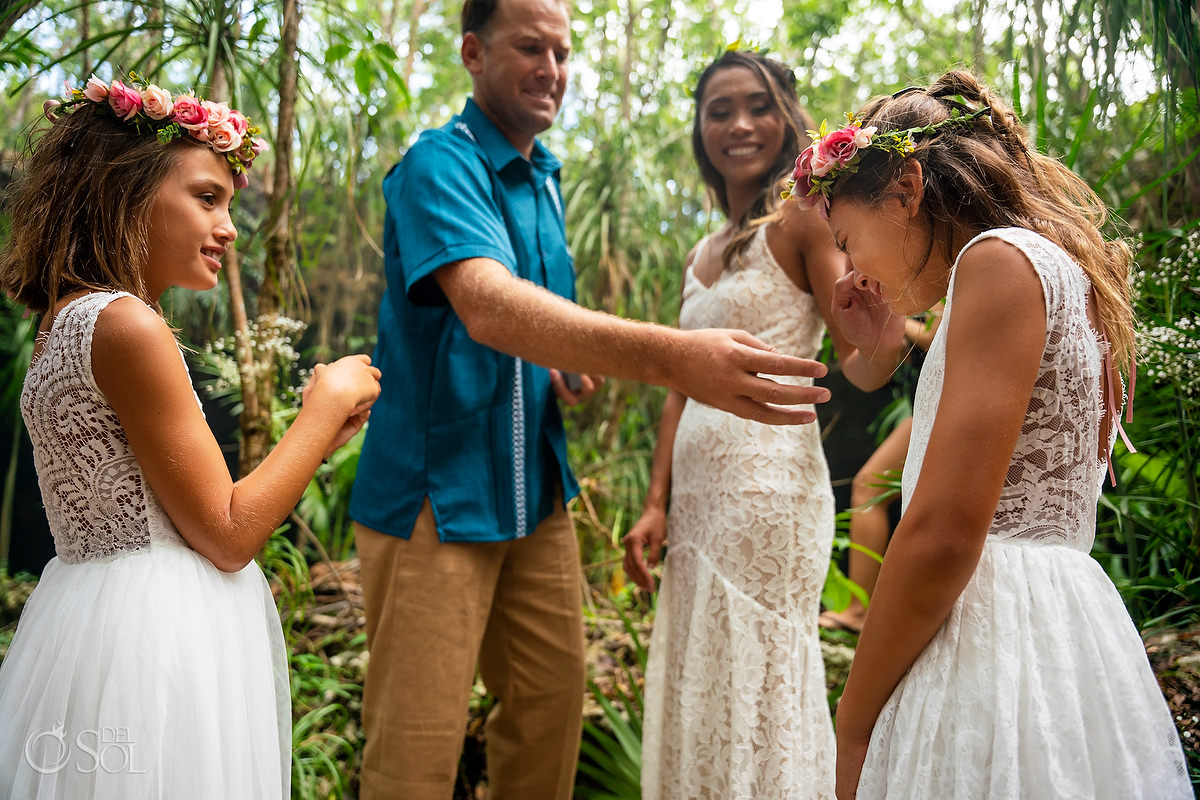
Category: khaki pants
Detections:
[{"x1": 355, "y1": 500, "x2": 585, "y2": 800}]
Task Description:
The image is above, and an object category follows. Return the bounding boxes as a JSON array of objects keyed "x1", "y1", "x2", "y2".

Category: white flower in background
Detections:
[{"x1": 1136, "y1": 230, "x2": 1200, "y2": 398}]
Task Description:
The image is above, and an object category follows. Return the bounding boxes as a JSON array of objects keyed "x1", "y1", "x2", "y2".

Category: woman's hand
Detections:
[{"x1": 622, "y1": 507, "x2": 667, "y2": 592}]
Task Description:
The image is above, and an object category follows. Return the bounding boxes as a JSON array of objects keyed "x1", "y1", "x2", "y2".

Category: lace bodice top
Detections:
[
  {"x1": 681, "y1": 225, "x2": 825, "y2": 361},
  {"x1": 20, "y1": 292, "x2": 190, "y2": 564},
  {"x1": 903, "y1": 228, "x2": 1114, "y2": 552}
]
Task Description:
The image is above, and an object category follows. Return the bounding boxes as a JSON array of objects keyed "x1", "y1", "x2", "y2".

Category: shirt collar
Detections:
[{"x1": 460, "y1": 97, "x2": 561, "y2": 177}]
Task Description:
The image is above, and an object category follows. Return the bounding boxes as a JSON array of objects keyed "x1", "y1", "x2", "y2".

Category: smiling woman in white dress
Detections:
[{"x1": 621, "y1": 50, "x2": 906, "y2": 800}]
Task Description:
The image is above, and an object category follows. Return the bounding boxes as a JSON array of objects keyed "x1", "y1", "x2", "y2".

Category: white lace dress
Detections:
[
  {"x1": 856, "y1": 228, "x2": 1190, "y2": 799},
  {"x1": 0, "y1": 292, "x2": 290, "y2": 799},
  {"x1": 642, "y1": 227, "x2": 836, "y2": 800}
]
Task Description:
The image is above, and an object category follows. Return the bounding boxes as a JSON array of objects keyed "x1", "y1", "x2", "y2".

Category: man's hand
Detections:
[
  {"x1": 670, "y1": 329, "x2": 830, "y2": 425},
  {"x1": 550, "y1": 369, "x2": 603, "y2": 405},
  {"x1": 437, "y1": 257, "x2": 830, "y2": 424}
]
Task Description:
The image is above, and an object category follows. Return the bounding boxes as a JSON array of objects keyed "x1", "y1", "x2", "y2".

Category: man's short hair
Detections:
[{"x1": 461, "y1": 0, "x2": 500, "y2": 37}]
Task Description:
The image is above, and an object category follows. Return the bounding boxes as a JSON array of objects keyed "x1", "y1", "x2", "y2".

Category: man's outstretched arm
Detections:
[{"x1": 436, "y1": 257, "x2": 831, "y2": 425}]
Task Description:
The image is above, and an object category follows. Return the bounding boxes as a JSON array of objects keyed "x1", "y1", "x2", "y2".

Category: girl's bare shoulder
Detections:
[
  {"x1": 954, "y1": 236, "x2": 1043, "y2": 307},
  {"x1": 92, "y1": 295, "x2": 170, "y2": 343},
  {"x1": 91, "y1": 296, "x2": 182, "y2": 391}
]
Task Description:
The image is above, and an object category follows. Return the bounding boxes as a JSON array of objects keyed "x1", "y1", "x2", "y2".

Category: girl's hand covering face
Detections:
[{"x1": 830, "y1": 265, "x2": 907, "y2": 355}]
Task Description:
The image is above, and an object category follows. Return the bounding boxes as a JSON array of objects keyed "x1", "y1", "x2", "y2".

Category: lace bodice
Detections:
[
  {"x1": 681, "y1": 225, "x2": 825, "y2": 358},
  {"x1": 903, "y1": 228, "x2": 1112, "y2": 551},
  {"x1": 672, "y1": 224, "x2": 829, "y2": 617},
  {"x1": 20, "y1": 292, "x2": 190, "y2": 563}
]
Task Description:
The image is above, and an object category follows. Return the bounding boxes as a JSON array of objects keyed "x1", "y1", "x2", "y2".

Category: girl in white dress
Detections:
[
  {"x1": 0, "y1": 78, "x2": 381, "y2": 799},
  {"x1": 789, "y1": 71, "x2": 1191, "y2": 798},
  {"x1": 622, "y1": 51, "x2": 906, "y2": 800}
]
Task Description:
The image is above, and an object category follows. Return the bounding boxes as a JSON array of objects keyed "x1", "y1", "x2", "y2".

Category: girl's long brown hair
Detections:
[
  {"x1": 829, "y1": 70, "x2": 1134, "y2": 370},
  {"x1": 1, "y1": 103, "x2": 197, "y2": 314}
]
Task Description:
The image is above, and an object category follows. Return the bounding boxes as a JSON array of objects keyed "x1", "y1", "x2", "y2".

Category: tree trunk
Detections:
[
  {"x1": 0, "y1": 0, "x2": 37, "y2": 40},
  {"x1": 402, "y1": 0, "x2": 426, "y2": 86},
  {"x1": 237, "y1": 0, "x2": 301, "y2": 476},
  {"x1": 972, "y1": 0, "x2": 984, "y2": 68},
  {"x1": 80, "y1": 1, "x2": 90, "y2": 77},
  {"x1": 206, "y1": 63, "x2": 266, "y2": 479}
]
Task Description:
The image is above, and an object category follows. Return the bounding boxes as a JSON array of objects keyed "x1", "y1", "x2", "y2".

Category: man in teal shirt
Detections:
[
  {"x1": 351, "y1": 0, "x2": 831, "y2": 796},
  {"x1": 351, "y1": 93, "x2": 578, "y2": 544}
]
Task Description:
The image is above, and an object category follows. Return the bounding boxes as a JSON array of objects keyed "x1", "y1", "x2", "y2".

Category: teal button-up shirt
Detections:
[{"x1": 350, "y1": 99, "x2": 579, "y2": 542}]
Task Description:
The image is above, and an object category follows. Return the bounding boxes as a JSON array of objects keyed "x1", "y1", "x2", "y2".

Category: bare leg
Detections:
[{"x1": 821, "y1": 416, "x2": 913, "y2": 633}]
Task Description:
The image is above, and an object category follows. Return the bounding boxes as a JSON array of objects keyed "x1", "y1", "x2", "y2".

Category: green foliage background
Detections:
[{"x1": 1, "y1": 0, "x2": 1198, "y2": 795}]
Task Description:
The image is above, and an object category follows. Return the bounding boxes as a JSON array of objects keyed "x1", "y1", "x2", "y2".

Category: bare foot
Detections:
[{"x1": 819, "y1": 609, "x2": 864, "y2": 634}]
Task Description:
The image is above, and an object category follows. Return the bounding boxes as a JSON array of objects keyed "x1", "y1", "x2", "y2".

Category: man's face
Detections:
[{"x1": 462, "y1": 0, "x2": 570, "y2": 157}]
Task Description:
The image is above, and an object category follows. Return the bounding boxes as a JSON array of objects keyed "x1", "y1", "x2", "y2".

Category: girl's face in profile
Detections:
[
  {"x1": 143, "y1": 147, "x2": 238, "y2": 299},
  {"x1": 699, "y1": 66, "x2": 785, "y2": 194},
  {"x1": 827, "y1": 194, "x2": 947, "y2": 316}
]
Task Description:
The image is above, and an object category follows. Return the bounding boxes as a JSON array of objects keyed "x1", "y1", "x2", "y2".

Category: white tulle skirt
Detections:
[
  {"x1": 0, "y1": 543, "x2": 290, "y2": 799},
  {"x1": 857, "y1": 537, "x2": 1191, "y2": 800}
]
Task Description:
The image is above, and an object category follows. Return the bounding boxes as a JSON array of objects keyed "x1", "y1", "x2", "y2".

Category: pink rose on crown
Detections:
[
  {"x1": 209, "y1": 122, "x2": 244, "y2": 153},
  {"x1": 817, "y1": 125, "x2": 863, "y2": 168},
  {"x1": 83, "y1": 76, "x2": 109, "y2": 103},
  {"x1": 140, "y1": 85, "x2": 174, "y2": 120},
  {"x1": 172, "y1": 95, "x2": 207, "y2": 130},
  {"x1": 853, "y1": 124, "x2": 877, "y2": 148},
  {"x1": 790, "y1": 147, "x2": 825, "y2": 211},
  {"x1": 809, "y1": 146, "x2": 835, "y2": 177},
  {"x1": 228, "y1": 109, "x2": 249, "y2": 136},
  {"x1": 791, "y1": 147, "x2": 817, "y2": 195},
  {"x1": 107, "y1": 80, "x2": 143, "y2": 121},
  {"x1": 202, "y1": 100, "x2": 231, "y2": 128}
]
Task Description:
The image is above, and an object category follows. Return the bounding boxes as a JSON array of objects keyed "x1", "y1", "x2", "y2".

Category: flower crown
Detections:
[
  {"x1": 45, "y1": 74, "x2": 267, "y2": 189},
  {"x1": 788, "y1": 106, "x2": 989, "y2": 212}
]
